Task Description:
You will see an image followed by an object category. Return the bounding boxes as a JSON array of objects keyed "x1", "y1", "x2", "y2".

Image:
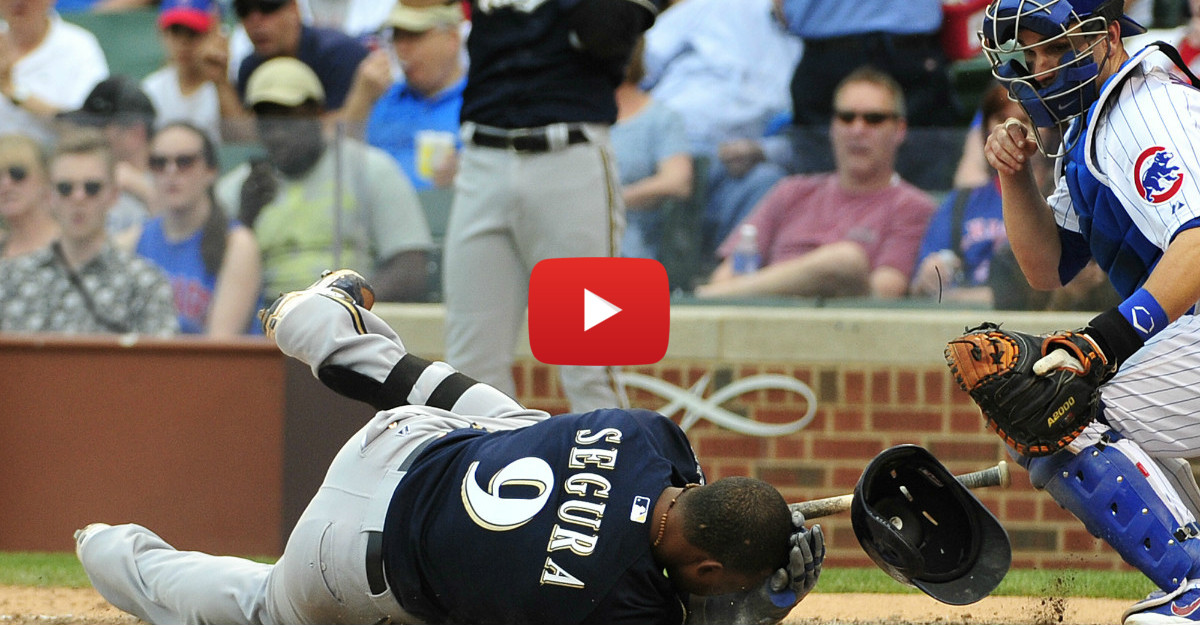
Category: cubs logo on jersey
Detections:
[{"x1": 1134, "y1": 146, "x2": 1185, "y2": 204}]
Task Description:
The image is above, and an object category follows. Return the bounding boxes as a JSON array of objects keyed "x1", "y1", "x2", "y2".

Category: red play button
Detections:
[{"x1": 529, "y1": 258, "x2": 670, "y2": 366}]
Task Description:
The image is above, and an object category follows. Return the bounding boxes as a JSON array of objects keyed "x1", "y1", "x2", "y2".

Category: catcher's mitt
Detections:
[{"x1": 945, "y1": 322, "x2": 1109, "y2": 457}]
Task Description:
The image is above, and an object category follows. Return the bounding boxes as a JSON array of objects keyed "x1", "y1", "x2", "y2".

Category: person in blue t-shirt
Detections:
[
  {"x1": 341, "y1": 3, "x2": 466, "y2": 192},
  {"x1": 130, "y1": 122, "x2": 262, "y2": 335},
  {"x1": 75, "y1": 269, "x2": 824, "y2": 625}
]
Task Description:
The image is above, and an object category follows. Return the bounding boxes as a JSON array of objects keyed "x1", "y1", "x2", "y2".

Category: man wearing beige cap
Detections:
[
  {"x1": 341, "y1": 2, "x2": 466, "y2": 191},
  {"x1": 215, "y1": 56, "x2": 433, "y2": 302}
]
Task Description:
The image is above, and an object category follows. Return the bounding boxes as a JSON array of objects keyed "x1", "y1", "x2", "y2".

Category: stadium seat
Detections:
[
  {"x1": 216, "y1": 141, "x2": 265, "y2": 176},
  {"x1": 63, "y1": 8, "x2": 166, "y2": 81},
  {"x1": 658, "y1": 154, "x2": 711, "y2": 293},
  {"x1": 417, "y1": 186, "x2": 454, "y2": 242},
  {"x1": 416, "y1": 187, "x2": 455, "y2": 302}
]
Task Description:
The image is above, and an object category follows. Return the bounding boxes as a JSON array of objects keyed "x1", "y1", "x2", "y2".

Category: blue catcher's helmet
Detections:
[{"x1": 980, "y1": 0, "x2": 1145, "y2": 148}]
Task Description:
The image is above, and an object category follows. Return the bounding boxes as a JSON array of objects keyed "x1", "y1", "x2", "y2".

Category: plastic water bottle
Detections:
[{"x1": 731, "y1": 224, "x2": 761, "y2": 275}]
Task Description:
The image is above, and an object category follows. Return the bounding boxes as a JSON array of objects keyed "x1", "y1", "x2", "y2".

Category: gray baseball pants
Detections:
[
  {"x1": 76, "y1": 290, "x2": 550, "y2": 624},
  {"x1": 443, "y1": 123, "x2": 627, "y2": 412}
]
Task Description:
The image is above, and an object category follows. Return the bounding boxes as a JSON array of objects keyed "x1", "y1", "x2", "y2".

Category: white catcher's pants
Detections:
[{"x1": 1069, "y1": 314, "x2": 1200, "y2": 521}]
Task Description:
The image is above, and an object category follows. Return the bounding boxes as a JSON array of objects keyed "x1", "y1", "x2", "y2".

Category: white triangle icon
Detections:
[{"x1": 583, "y1": 289, "x2": 621, "y2": 331}]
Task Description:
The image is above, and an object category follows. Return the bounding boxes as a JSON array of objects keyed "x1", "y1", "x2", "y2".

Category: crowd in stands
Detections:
[{"x1": 0, "y1": 0, "x2": 1193, "y2": 343}]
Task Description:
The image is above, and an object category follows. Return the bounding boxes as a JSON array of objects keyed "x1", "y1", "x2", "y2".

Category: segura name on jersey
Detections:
[{"x1": 541, "y1": 427, "x2": 625, "y2": 589}]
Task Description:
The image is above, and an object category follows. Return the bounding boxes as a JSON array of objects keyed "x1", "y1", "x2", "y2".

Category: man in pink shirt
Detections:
[{"x1": 696, "y1": 66, "x2": 935, "y2": 299}]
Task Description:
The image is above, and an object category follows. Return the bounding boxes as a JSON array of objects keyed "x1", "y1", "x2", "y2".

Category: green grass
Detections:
[
  {"x1": 820, "y1": 568, "x2": 1155, "y2": 600},
  {"x1": 0, "y1": 553, "x2": 277, "y2": 589},
  {"x1": 0, "y1": 553, "x2": 94, "y2": 588},
  {"x1": 0, "y1": 553, "x2": 1156, "y2": 600}
]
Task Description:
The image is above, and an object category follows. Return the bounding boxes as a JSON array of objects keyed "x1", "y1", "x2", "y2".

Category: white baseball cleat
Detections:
[{"x1": 73, "y1": 523, "x2": 111, "y2": 561}]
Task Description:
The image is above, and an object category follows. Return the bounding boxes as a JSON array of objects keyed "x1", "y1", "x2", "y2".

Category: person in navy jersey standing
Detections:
[
  {"x1": 74, "y1": 270, "x2": 825, "y2": 624},
  {"x1": 410, "y1": 0, "x2": 665, "y2": 413}
]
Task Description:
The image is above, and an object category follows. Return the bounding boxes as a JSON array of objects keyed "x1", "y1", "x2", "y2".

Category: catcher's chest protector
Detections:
[{"x1": 850, "y1": 445, "x2": 1011, "y2": 605}]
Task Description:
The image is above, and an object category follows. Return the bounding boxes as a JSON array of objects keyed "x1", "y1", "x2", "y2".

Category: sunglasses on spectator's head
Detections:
[
  {"x1": 148, "y1": 152, "x2": 202, "y2": 173},
  {"x1": 1, "y1": 165, "x2": 28, "y2": 183},
  {"x1": 834, "y1": 110, "x2": 899, "y2": 125},
  {"x1": 54, "y1": 180, "x2": 105, "y2": 198},
  {"x1": 234, "y1": 0, "x2": 287, "y2": 19}
]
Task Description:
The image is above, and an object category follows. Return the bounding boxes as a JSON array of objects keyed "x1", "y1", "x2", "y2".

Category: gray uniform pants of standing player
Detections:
[
  {"x1": 75, "y1": 292, "x2": 551, "y2": 624},
  {"x1": 443, "y1": 122, "x2": 627, "y2": 412}
]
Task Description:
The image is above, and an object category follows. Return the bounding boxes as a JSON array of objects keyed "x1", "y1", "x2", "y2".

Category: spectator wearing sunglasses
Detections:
[
  {"x1": 119, "y1": 122, "x2": 262, "y2": 336},
  {"x1": 215, "y1": 57, "x2": 431, "y2": 303},
  {"x1": 230, "y1": 0, "x2": 368, "y2": 116},
  {"x1": 141, "y1": 0, "x2": 238, "y2": 146},
  {"x1": 774, "y1": 0, "x2": 963, "y2": 190},
  {"x1": 696, "y1": 67, "x2": 934, "y2": 300},
  {"x1": 0, "y1": 134, "x2": 57, "y2": 260},
  {"x1": 59, "y1": 76, "x2": 160, "y2": 235},
  {"x1": 0, "y1": 0, "x2": 110, "y2": 145},
  {"x1": 0, "y1": 129, "x2": 177, "y2": 335}
]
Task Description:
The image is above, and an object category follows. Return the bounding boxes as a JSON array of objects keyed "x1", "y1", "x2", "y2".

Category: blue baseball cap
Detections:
[
  {"x1": 159, "y1": 0, "x2": 218, "y2": 33},
  {"x1": 1070, "y1": 0, "x2": 1147, "y2": 35}
]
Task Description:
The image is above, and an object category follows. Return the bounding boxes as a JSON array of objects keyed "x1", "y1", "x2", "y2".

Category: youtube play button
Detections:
[
  {"x1": 529, "y1": 258, "x2": 670, "y2": 366},
  {"x1": 583, "y1": 289, "x2": 621, "y2": 331}
]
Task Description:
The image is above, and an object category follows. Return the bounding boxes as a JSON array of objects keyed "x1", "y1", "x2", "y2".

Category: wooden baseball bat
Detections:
[{"x1": 789, "y1": 460, "x2": 1010, "y2": 520}]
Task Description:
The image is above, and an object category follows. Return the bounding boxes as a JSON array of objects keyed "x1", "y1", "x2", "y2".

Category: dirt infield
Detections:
[{"x1": 0, "y1": 586, "x2": 1134, "y2": 624}]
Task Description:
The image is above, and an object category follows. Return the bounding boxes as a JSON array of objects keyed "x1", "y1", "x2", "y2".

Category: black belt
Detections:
[
  {"x1": 805, "y1": 31, "x2": 939, "y2": 53},
  {"x1": 364, "y1": 436, "x2": 438, "y2": 597},
  {"x1": 366, "y1": 530, "x2": 387, "y2": 595},
  {"x1": 467, "y1": 125, "x2": 590, "y2": 153}
]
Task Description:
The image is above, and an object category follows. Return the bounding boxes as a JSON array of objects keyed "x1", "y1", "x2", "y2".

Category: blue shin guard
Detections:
[{"x1": 1026, "y1": 433, "x2": 1200, "y2": 592}]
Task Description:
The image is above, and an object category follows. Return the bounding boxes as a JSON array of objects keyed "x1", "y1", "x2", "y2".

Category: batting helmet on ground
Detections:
[{"x1": 850, "y1": 445, "x2": 1011, "y2": 605}]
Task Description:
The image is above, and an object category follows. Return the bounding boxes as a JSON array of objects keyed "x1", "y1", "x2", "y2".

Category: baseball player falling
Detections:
[
  {"x1": 947, "y1": 0, "x2": 1200, "y2": 623},
  {"x1": 73, "y1": 270, "x2": 824, "y2": 624}
]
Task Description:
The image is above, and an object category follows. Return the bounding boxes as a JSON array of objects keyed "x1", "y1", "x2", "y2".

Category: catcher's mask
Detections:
[
  {"x1": 980, "y1": 0, "x2": 1145, "y2": 155},
  {"x1": 850, "y1": 445, "x2": 1011, "y2": 605}
]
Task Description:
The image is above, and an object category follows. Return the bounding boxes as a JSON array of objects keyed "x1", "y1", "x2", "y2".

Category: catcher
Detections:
[{"x1": 948, "y1": 0, "x2": 1200, "y2": 623}]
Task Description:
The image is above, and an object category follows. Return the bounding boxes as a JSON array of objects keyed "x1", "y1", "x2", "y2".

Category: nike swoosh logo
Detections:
[{"x1": 1171, "y1": 596, "x2": 1200, "y2": 616}]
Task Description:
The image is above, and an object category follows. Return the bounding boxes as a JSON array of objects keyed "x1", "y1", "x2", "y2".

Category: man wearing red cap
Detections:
[{"x1": 142, "y1": 0, "x2": 241, "y2": 144}]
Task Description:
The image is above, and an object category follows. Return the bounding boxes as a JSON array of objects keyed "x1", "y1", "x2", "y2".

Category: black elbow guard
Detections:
[{"x1": 566, "y1": 0, "x2": 656, "y2": 63}]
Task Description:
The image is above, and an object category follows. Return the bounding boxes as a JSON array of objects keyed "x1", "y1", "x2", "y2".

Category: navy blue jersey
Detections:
[
  {"x1": 460, "y1": 0, "x2": 661, "y2": 128},
  {"x1": 236, "y1": 26, "x2": 369, "y2": 110},
  {"x1": 382, "y1": 409, "x2": 704, "y2": 623}
]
